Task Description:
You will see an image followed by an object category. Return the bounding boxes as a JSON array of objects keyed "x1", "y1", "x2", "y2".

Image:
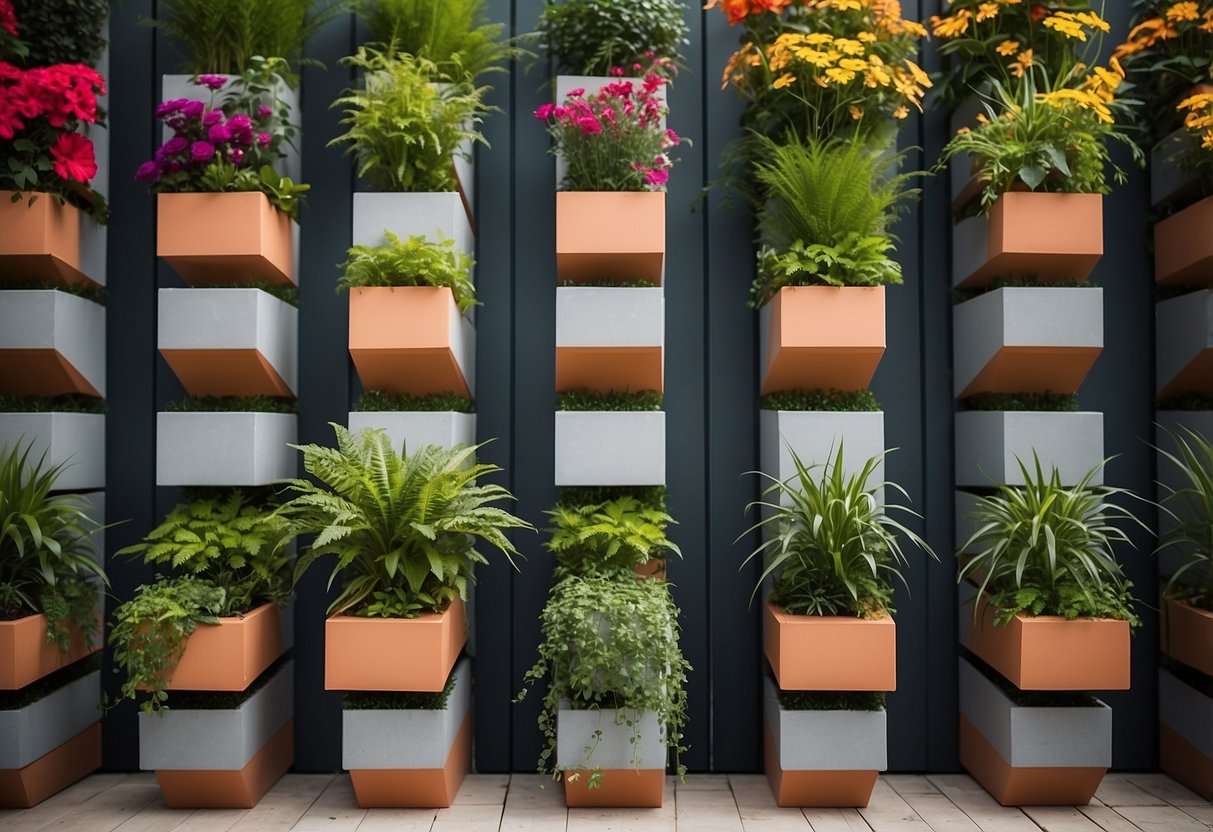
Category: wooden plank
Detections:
[
  {"x1": 883, "y1": 777, "x2": 940, "y2": 797},
  {"x1": 676, "y1": 780, "x2": 744, "y2": 832},
  {"x1": 856, "y1": 779, "x2": 931, "y2": 832},
  {"x1": 679, "y1": 775, "x2": 733, "y2": 792},
  {"x1": 1123, "y1": 775, "x2": 1209, "y2": 807},
  {"x1": 353, "y1": 809, "x2": 436, "y2": 832},
  {"x1": 170, "y1": 809, "x2": 250, "y2": 832},
  {"x1": 108, "y1": 801, "x2": 194, "y2": 832},
  {"x1": 1177, "y1": 805, "x2": 1213, "y2": 827},
  {"x1": 926, "y1": 775, "x2": 1042, "y2": 832},
  {"x1": 900, "y1": 792, "x2": 983, "y2": 831},
  {"x1": 0, "y1": 773, "x2": 136, "y2": 832},
  {"x1": 1075, "y1": 806, "x2": 1142, "y2": 832},
  {"x1": 430, "y1": 805, "x2": 504, "y2": 832},
  {"x1": 1021, "y1": 807, "x2": 1103, "y2": 832},
  {"x1": 498, "y1": 774, "x2": 565, "y2": 832},
  {"x1": 564, "y1": 777, "x2": 676, "y2": 832},
  {"x1": 290, "y1": 776, "x2": 366, "y2": 832},
  {"x1": 1111, "y1": 806, "x2": 1210, "y2": 832},
  {"x1": 34, "y1": 779, "x2": 163, "y2": 832},
  {"x1": 226, "y1": 774, "x2": 331, "y2": 832},
  {"x1": 452, "y1": 775, "x2": 510, "y2": 806},
  {"x1": 726, "y1": 774, "x2": 810, "y2": 832},
  {"x1": 802, "y1": 808, "x2": 872, "y2": 832},
  {"x1": 1094, "y1": 777, "x2": 1166, "y2": 808}
]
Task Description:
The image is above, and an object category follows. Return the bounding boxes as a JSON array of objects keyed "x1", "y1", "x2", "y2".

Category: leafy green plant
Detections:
[
  {"x1": 545, "y1": 496, "x2": 680, "y2": 578},
  {"x1": 10, "y1": 0, "x2": 107, "y2": 67},
  {"x1": 1159, "y1": 393, "x2": 1213, "y2": 411},
  {"x1": 962, "y1": 392, "x2": 1079, "y2": 412},
  {"x1": 344, "y1": 670, "x2": 456, "y2": 709},
  {"x1": 194, "y1": 163, "x2": 310, "y2": 222},
  {"x1": 1156, "y1": 425, "x2": 1213, "y2": 611},
  {"x1": 777, "y1": 689, "x2": 886, "y2": 711},
  {"x1": 516, "y1": 574, "x2": 690, "y2": 784},
  {"x1": 953, "y1": 276, "x2": 1094, "y2": 304},
  {"x1": 165, "y1": 655, "x2": 290, "y2": 710},
  {"x1": 0, "y1": 281, "x2": 108, "y2": 306},
  {"x1": 557, "y1": 390, "x2": 662, "y2": 411},
  {"x1": 536, "y1": 0, "x2": 688, "y2": 76},
  {"x1": 970, "y1": 652, "x2": 1101, "y2": 708},
  {"x1": 958, "y1": 454, "x2": 1146, "y2": 626},
  {"x1": 0, "y1": 394, "x2": 106, "y2": 414},
  {"x1": 360, "y1": 0, "x2": 523, "y2": 81},
  {"x1": 557, "y1": 485, "x2": 666, "y2": 512},
  {"x1": 329, "y1": 46, "x2": 490, "y2": 193},
  {"x1": 355, "y1": 391, "x2": 475, "y2": 413},
  {"x1": 338, "y1": 231, "x2": 478, "y2": 314},
  {"x1": 278, "y1": 424, "x2": 532, "y2": 617},
  {"x1": 760, "y1": 389, "x2": 882, "y2": 412},
  {"x1": 742, "y1": 443, "x2": 935, "y2": 617},
  {"x1": 197, "y1": 281, "x2": 299, "y2": 307},
  {"x1": 165, "y1": 396, "x2": 298, "y2": 414}
]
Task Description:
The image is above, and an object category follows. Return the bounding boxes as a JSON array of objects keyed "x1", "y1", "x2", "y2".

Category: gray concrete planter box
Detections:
[
  {"x1": 555, "y1": 287, "x2": 664, "y2": 393},
  {"x1": 0, "y1": 670, "x2": 100, "y2": 770},
  {"x1": 0, "y1": 290, "x2": 106, "y2": 398},
  {"x1": 347, "y1": 412, "x2": 475, "y2": 453},
  {"x1": 139, "y1": 660, "x2": 293, "y2": 771},
  {"x1": 759, "y1": 410, "x2": 884, "y2": 505},
  {"x1": 953, "y1": 287, "x2": 1103, "y2": 398},
  {"x1": 554, "y1": 411, "x2": 665, "y2": 486},
  {"x1": 342, "y1": 657, "x2": 471, "y2": 770},
  {"x1": 1156, "y1": 290, "x2": 1212, "y2": 399},
  {"x1": 762, "y1": 674, "x2": 886, "y2": 772},
  {"x1": 158, "y1": 288, "x2": 298, "y2": 397},
  {"x1": 156, "y1": 412, "x2": 296, "y2": 486},
  {"x1": 955, "y1": 411, "x2": 1104, "y2": 488},
  {"x1": 0, "y1": 412, "x2": 104, "y2": 491},
  {"x1": 1159, "y1": 668, "x2": 1213, "y2": 762},
  {"x1": 1152, "y1": 128, "x2": 1201, "y2": 208},
  {"x1": 1156, "y1": 410, "x2": 1213, "y2": 549},
  {"x1": 351, "y1": 192, "x2": 473, "y2": 259},
  {"x1": 557, "y1": 704, "x2": 665, "y2": 771}
]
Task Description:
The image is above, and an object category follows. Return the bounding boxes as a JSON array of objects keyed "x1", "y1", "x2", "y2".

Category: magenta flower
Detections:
[
  {"x1": 568, "y1": 88, "x2": 585, "y2": 98},
  {"x1": 257, "y1": 132, "x2": 271, "y2": 146},
  {"x1": 226, "y1": 114, "x2": 251, "y2": 131},
  {"x1": 203, "y1": 109, "x2": 223, "y2": 127},
  {"x1": 535, "y1": 103, "x2": 555, "y2": 120},
  {"x1": 196, "y1": 74, "x2": 228, "y2": 91},
  {"x1": 134, "y1": 160, "x2": 160, "y2": 183},
  {"x1": 155, "y1": 98, "x2": 189, "y2": 119},
  {"x1": 577, "y1": 115, "x2": 602, "y2": 135},
  {"x1": 158, "y1": 136, "x2": 189, "y2": 158},
  {"x1": 231, "y1": 148, "x2": 244, "y2": 167},
  {"x1": 258, "y1": 105, "x2": 273, "y2": 120},
  {"x1": 182, "y1": 99, "x2": 205, "y2": 119},
  {"x1": 645, "y1": 168, "x2": 669, "y2": 186},
  {"x1": 190, "y1": 141, "x2": 215, "y2": 163},
  {"x1": 207, "y1": 122, "x2": 231, "y2": 144}
]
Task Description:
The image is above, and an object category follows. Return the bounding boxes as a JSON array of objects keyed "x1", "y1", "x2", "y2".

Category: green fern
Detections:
[
  {"x1": 337, "y1": 231, "x2": 478, "y2": 313},
  {"x1": 361, "y1": 0, "x2": 522, "y2": 81},
  {"x1": 545, "y1": 496, "x2": 681, "y2": 578}
]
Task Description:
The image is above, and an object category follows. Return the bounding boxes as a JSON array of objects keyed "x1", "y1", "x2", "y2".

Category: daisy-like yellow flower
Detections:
[
  {"x1": 840, "y1": 57, "x2": 870, "y2": 72},
  {"x1": 995, "y1": 39, "x2": 1020, "y2": 56},
  {"x1": 804, "y1": 32, "x2": 835, "y2": 45},
  {"x1": 1201, "y1": 10, "x2": 1213, "y2": 32},
  {"x1": 931, "y1": 9, "x2": 972, "y2": 38},
  {"x1": 826, "y1": 66, "x2": 858, "y2": 84},
  {"x1": 849, "y1": 104, "x2": 865, "y2": 120},
  {"x1": 1166, "y1": 2, "x2": 1199, "y2": 22},
  {"x1": 858, "y1": 31, "x2": 878, "y2": 42},
  {"x1": 1043, "y1": 12, "x2": 1089, "y2": 40},
  {"x1": 1039, "y1": 88, "x2": 1113, "y2": 124},
  {"x1": 976, "y1": 2, "x2": 1000, "y2": 22},
  {"x1": 1010, "y1": 48, "x2": 1034, "y2": 78},
  {"x1": 833, "y1": 38, "x2": 866, "y2": 56},
  {"x1": 893, "y1": 104, "x2": 909, "y2": 119},
  {"x1": 773, "y1": 72, "x2": 796, "y2": 90}
]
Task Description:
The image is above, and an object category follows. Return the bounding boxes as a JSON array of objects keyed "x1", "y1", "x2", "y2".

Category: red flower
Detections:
[
  {"x1": 0, "y1": 0, "x2": 18, "y2": 37},
  {"x1": 1030, "y1": 5, "x2": 1048, "y2": 23},
  {"x1": 49, "y1": 132, "x2": 97, "y2": 183}
]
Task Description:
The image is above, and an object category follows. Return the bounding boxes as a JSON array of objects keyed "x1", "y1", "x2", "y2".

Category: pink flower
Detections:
[
  {"x1": 203, "y1": 109, "x2": 224, "y2": 127},
  {"x1": 610, "y1": 67, "x2": 624, "y2": 77},
  {"x1": 49, "y1": 132, "x2": 96, "y2": 183},
  {"x1": 208, "y1": 122, "x2": 231, "y2": 144},
  {"x1": 258, "y1": 105, "x2": 273, "y2": 120},
  {"x1": 645, "y1": 168, "x2": 669, "y2": 186},
  {"x1": 157, "y1": 136, "x2": 189, "y2": 159},
  {"x1": 226, "y1": 114, "x2": 251, "y2": 131},
  {"x1": 664, "y1": 128, "x2": 680, "y2": 147},
  {"x1": 134, "y1": 160, "x2": 160, "y2": 183},
  {"x1": 195, "y1": 74, "x2": 228, "y2": 91},
  {"x1": 182, "y1": 99, "x2": 205, "y2": 119},
  {"x1": 155, "y1": 98, "x2": 189, "y2": 119},
  {"x1": 576, "y1": 115, "x2": 601, "y2": 134},
  {"x1": 568, "y1": 88, "x2": 585, "y2": 98},
  {"x1": 0, "y1": 0, "x2": 17, "y2": 36},
  {"x1": 535, "y1": 103, "x2": 555, "y2": 120},
  {"x1": 189, "y1": 141, "x2": 215, "y2": 163},
  {"x1": 257, "y1": 132, "x2": 271, "y2": 146}
]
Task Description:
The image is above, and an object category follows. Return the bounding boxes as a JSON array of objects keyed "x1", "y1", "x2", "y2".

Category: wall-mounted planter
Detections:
[
  {"x1": 159, "y1": 288, "x2": 297, "y2": 398},
  {"x1": 0, "y1": 412, "x2": 104, "y2": 492},
  {"x1": 958, "y1": 657, "x2": 1111, "y2": 806},
  {"x1": 555, "y1": 287, "x2": 664, "y2": 393},
  {"x1": 554, "y1": 411, "x2": 665, "y2": 486},
  {"x1": 762, "y1": 675, "x2": 885, "y2": 807},
  {"x1": 952, "y1": 193, "x2": 1103, "y2": 289},
  {"x1": 139, "y1": 660, "x2": 294, "y2": 809},
  {"x1": 158, "y1": 192, "x2": 297, "y2": 287},
  {"x1": 347, "y1": 411, "x2": 475, "y2": 453},
  {"x1": 954, "y1": 411, "x2": 1104, "y2": 488},
  {"x1": 764, "y1": 603, "x2": 895, "y2": 691},
  {"x1": 1155, "y1": 196, "x2": 1213, "y2": 287},
  {"x1": 552, "y1": 76, "x2": 666, "y2": 187},
  {"x1": 351, "y1": 192, "x2": 474, "y2": 259},
  {"x1": 0, "y1": 192, "x2": 95, "y2": 288},
  {"x1": 953, "y1": 287, "x2": 1103, "y2": 398},
  {"x1": 1160, "y1": 597, "x2": 1213, "y2": 677},
  {"x1": 557, "y1": 704, "x2": 665, "y2": 808},
  {"x1": 326, "y1": 598, "x2": 466, "y2": 692},
  {"x1": 958, "y1": 581, "x2": 1129, "y2": 691},
  {"x1": 759, "y1": 286, "x2": 886, "y2": 395},
  {"x1": 758, "y1": 410, "x2": 884, "y2": 505},
  {"x1": 1156, "y1": 290, "x2": 1212, "y2": 399},
  {"x1": 1159, "y1": 668, "x2": 1213, "y2": 800},
  {"x1": 156, "y1": 411, "x2": 296, "y2": 486},
  {"x1": 1151, "y1": 128, "x2": 1202, "y2": 209},
  {"x1": 158, "y1": 603, "x2": 288, "y2": 692},
  {"x1": 344, "y1": 657, "x2": 472, "y2": 808},
  {"x1": 0, "y1": 613, "x2": 100, "y2": 691},
  {"x1": 0, "y1": 290, "x2": 105, "y2": 397},
  {"x1": 556, "y1": 192, "x2": 665, "y2": 285},
  {"x1": 348, "y1": 287, "x2": 475, "y2": 398}
]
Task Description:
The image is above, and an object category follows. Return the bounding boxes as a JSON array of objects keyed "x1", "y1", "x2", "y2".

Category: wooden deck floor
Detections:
[{"x1": 0, "y1": 772, "x2": 1209, "y2": 832}]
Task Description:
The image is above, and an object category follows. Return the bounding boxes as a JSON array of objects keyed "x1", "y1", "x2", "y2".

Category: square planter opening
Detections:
[
  {"x1": 557, "y1": 704, "x2": 666, "y2": 808},
  {"x1": 158, "y1": 192, "x2": 296, "y2": 287},
  {"x1": 556, "y1": 192, "x2": 665, "y2": 285},
  {"x1": 556, "y1": 287, "x2": 664, "y2": 393},
  {"x1": 156, "y1": 412, "x2": 296, "y2": 486},
  {"x1": 326, "y1": 597, "x2": 467, "y2": 692},
  {"x1": 554, "y1": 411, "x2": 665, "y2": 486},
  {"x1": 0, "y1": 290, "x2": 105, "y2": 398},
  {"x1": 0, "y1": 193, "x2": 96, "y2": 288},
  {"x1": 347, "y1": 411, "x2": 475, "y2": 453},
  {"x1": 764, "y1": 602, "x2": 895, "y2": 692}
]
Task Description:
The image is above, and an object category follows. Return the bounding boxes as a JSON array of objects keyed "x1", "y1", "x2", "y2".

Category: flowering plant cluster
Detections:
[
  {"x1": 1176, "y1": 90, "x2": 1213, "y2": 190},
  {"x1": 0, "y1": 58, "x2": 107, "y2": 221},
  {"x1": 0, "y1": 0, "x2": 25, "y2": 61},
  {"x1": 536, "y1": 72, "x2": 682, "y2": 192}
]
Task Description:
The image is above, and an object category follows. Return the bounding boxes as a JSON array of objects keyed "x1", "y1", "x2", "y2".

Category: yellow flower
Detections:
[
  {"x1": 976, "y1": 2, "x2": 1000, "y2": 22},
  {"x1": 1178, "y1": 92, "x2": 1213, "y2": 110},
  {"x1": 931, "y1": 10, "x2": 972, "y2": 38},
  {"x1": 840, "y1": 57, "x2": 869, "y2": 71},
  {"x1": 849, "y1": 104, "x2": 865, "y2": 120},
  {"x1": 955, "y1": 126, "x2": 971, "y2": 134},
  {"x1": 1166, "y1": 2, "x2": 1199, "y2": 22},
  {"x1": 996, "y1": 39, "x2": 1020, "y2": 56},
  {"x1": 1039, "y1": 88, "x2": 1113, "y2": 124},
  {"x1": 1043, "y1": 12, "x2": 1088, "y2": 40},
  {"x1": 858, "y1": 31, "x2": 878, "y2": 42},
  {"x1": 905, "y1": 59, "x2": 930, "y2": 87},
  {"x1": 833, "y1": 38, "x2": 866, "y2": 56},
  {"x1": 1010, "y1": 48, "x2": 1034, "y2": 78},
  {"x1": 825, "y1": 66, "x2": 858, "y2": 84},
  {"x1": 893, "y1": 105, "x2": 909, "y2": 119},
  {"x1": 804, "y1": 32, "x2": 834, "y2": 45},
  {"x1": 773, "y1": 72, "x2": 796, "y2": 90}
]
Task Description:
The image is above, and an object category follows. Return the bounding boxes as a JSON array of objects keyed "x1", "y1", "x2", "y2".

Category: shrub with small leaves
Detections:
[
  {"x1": 545, "y1": 496, "x2": 680, "y2": 579},
  {"x1": 166, "y1": 395, "x2": 298, "y2": 413},
  {"x1": 962, "y1": 392, "x2": 1078, "y2": 412},
  {"x1": 536, "y1": 0, "x2": 688, "y2": 76},
  {"x1": 557, "y1": 390, "x2": 662, "y2": 411},
  {"x1": 338, "y1": 231, "x2": 477, "y2": 314},
  {"x1": 760, "y1": 389, "x2": 881, "y2": 412},
  {"x1": 355, "y1": 391, "x2": 474, "y2": 413}
]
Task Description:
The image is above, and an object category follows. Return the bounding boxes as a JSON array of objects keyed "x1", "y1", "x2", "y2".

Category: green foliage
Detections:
[
  {"x1": 953, "y1": 277, "x2": 1095, "y2": 304},
  {"x1": 10, "y1": 0, "x2": 108, "y2": 67},
  {"x1": 742, "y1": 443, "x2": 935, "y2": 617},
  {"x1": 1156, "y1": 426, "x2": 1213, "y2": 610},
  {"x1": 344, "y1": 670, "x2": 456, "y2": 709},
  {"x1": 958, "y1": 454, "x2": 1146, "y2": 626},
  {"x1": 361, "y1": 0, "x2": 524, "y2": 81},
  {"x1": 194, "y1": 163, "x2": 310, "y2": 222},
  {"x1": 165, "y1": 655, "x2": 289, "y2": 709},
  {"x1": 545, "y1": 496, "x2": 680, "y2": 579},
  {"x1": 1159, "y1": 393, "x2": 1213, "y2": 411},
  {"x1": 0, "y1": 395, "x2": 106, "y2": 414},
  {"x1": 337, "y1": 231, "x2": 478, "y2": 314},
  {"x1": 329, "y1": 46, "x2": 490, "y2": 193},
  {"x1": 355, "y1": 391, "x2": 474, "y2": 413},
  {"x1": 279, "y1": 424, "x2": 533, "y2": 617},
  {"x1": 962, "y1": 392, "x2": 1079, "y2": 412},
  {"x1": 760, "y1": 389, "x2": 882, "y2": 412},
  {"x1": 516, "y1": 574, "x2": 690, "y2": 780},
  {"x1": 557, "y1": 486, "x2": 666, "y2": 512},
  {"x1": 777, "y1": 689, "x2": 885, "y2": 711},
  {"x1": 0, "y1": 281, "x2": 108, "y2": 306},
  {"x1": 39, "y1": 580, "x2": 99, "y2": 651},
  {"x1": 557, "y1": 390, "x2": 662, "y2": 411},
  {"x1": 536, "y1": 0, "x2": 688, "y2": 76},
  {"x1": 748, "y1": 135, "x2": 915, "y2": 307},
  {"x1": 108, "y1": 576, "x2": 227, "y2": 714},
  {"x1": 165, "y1": 396, "x2": 298, "y2": 414},
  {"x1": 0, "y1": 653, "x2": 100, "y2": 711},
  {"x1": 197, "y1": 282, "x2": 299, "y2": 307}
]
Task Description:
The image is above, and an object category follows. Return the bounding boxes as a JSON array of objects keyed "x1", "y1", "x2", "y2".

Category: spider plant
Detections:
[{"x1": 1156, "y1": 425, "x2": 1213, "y2": 611}]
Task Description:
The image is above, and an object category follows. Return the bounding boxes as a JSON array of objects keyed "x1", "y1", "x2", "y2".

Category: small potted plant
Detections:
[
  {"x1": 554, "y1": 390, "x2": 665, "y2": 487},
  {"x1": 0, "y1": 395, "x2": 105, "y2": 493},
  {"x1": 156, "y1": 396, "x2": 297, "y2": 487},
  {"x1": 348, "y1": 391, "x2": 476, "y2": 456},
  {"x1": 1153, "y1": 92, "x2": 1213, "y2": 287},
  {"x1": 545, "y1": 492, "x2": 680, "y2": 581},
  {"x1": 743, "y1": 443, "x2": 934, "y2": 807},
  {"x1": 555, "y1": 279, "x2": 663, "y2": 394},
  {"x1": 279, "y1": 425, "x2": 532, "y2": 807},
  {"x1": 0, "y1": 285, "x2": 105, "y2": 400}
]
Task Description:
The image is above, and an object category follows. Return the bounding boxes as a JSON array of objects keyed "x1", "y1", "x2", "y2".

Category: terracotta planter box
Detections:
[
  {"x1": 0, "y1": 290, "x2": 105, "y2": 397},
  {"x1": 0, "y1": 412, "x2": 105, "y2": 492},
  {"x1": 554, "y1": 411, "x2": 665, "y2": 486},
  {"x1": 351, "y1": 192, "x2": 474, "y2": 259},
  {"x1": 1156, "y1": 290, "x2": 1212, "y2": 399},
  {"x1": 758, "y1": 409, "x2": 884, "y2": 507},
  {"x1": 762, "y1": 674, "x2": 885, "y2": 807},
  {"x1": 159, "y1": 288, "x2": 298, "y2": 398},
  {"x1": 759, "y1": 286, "x2": 886, "y2": 395},
  {"x1": 348, "y1": 287, "x2": 475, "y2": 398},
  {"x1": 958, "y1": 657, "x2": 1110, "y2": 806},
  {"x1": 952, "y1": 193, "x2": 1103, "y2": 289},
  {"x1": 344, "y1": 657, "x2": 472, "y2": 808},
  {"x1": 158, "y1": 192, "x2": 297, "y2": 287},
  {"x1": 0, "y1": 192, "x2": 96, "y2": 288},
  {"x1": 326, "y1": 597, "x2": 466, "y2": 692},
  {"x1": 0, "y1": 723, "x2": 100, "y2": 809},
  {"x1": 764, "y1": 602, "x2": 895, "y2": 691},
  {"x1": 0, "y1": 613, "x2": 100, "y2": 691},
  {"x1": 139, "y1": 659, "x2": 293, "y2": 809},
  {"x1": 158, "y1": 603, "x2": 287, "y2": 692},
  {"x1": 556, "y1": 191, "x2": 665, "y2": 285},
  {"x1": 954, "y1": 411, "x2": 1104, "y2": 488},
  {"x1": 1160, "y1": 597, "x2": 1213, "y2": 677},
  {"x1": 1159, "y1": 668, "x2": 1213, "y2": 800},
  {"x1": 347, "y1": 411, "x2": 475, "y2": 453},
  {"x1": 1152, "y1": 128, "x2": 1202, "y2": 209},
  {"x1": 556, "y1": 286, "x2": 664, "y2": 393},
  {"x1": 558, "y1": 704, "x2": 665, "y2": 808},
  {"x1": 958, "y1": 581, "x2": 1130, "y2": 690},
  {"x1": 156, "y1": 411, "x2": 296, "y2": 486},
  {"x1": 953, "y1": 287, "x2": 1103, "y2": 398},
  {"x1": 1156, "y1": 196, "x2": 1213, "y2": 287}
]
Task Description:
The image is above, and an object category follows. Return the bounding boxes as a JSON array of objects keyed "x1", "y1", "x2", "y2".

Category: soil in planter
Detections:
[
  {"x1": 0, "y1": 394, "x2": 107, "y2": 414},
  {"x1": 777, "y1": 689, "x2": 886, "y2": 711},
  {"x1": 965, "y1": 650, "x2": 1100, "y2": 707},
  {"x1": 165, "y1": 653, "x2": 292, "y2": 710},
  {"x1": 343, "y1": 667, "x2": 457, "y2": 711},
  {"x1": 0, "y1": 653, "x2": 100, "y2": 711}
]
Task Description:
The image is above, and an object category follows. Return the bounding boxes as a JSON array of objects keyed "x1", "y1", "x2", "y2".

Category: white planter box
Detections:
[
  {"x1": 958, "y1": 657, "x2": 1111, "y2": 769},
  {"x1": 342, "y1": 657, "x2": 471, "y2": 770},
  {"x1": 351, "y1": 192, "x2": 474, "y2": 260},
  {"x1": 955, "y1": 411, "x2": 1104, "y2": 488},
  {"x1": 0, "y1": 290, "x2": 105, "y2": 398},
  {"x1": 556, "y1": 704, "x2": 665, "y2": 771},
  {"x1": 953, "y1": 288, "x2": 1103, "y2": 398},
  {"x1": 555, "y1": 286, "x2": 664, "y2": 349},
  {"x1": 156, "y1": 412, "x2": 296, "y2": 486},
  {"x1": 139, "y1": 660, "x2": 293, "y2": 771},
  {"x1": 1156, "y1": 290, "x2": 1212, "y2": 399},
  {"x1": 1152, "y1": 128, "x2": 1200, "y2": 208},
  {"x1": 554, "y1": 411, "x2": 665, "y2": 486},
  {"x1": 762, "y1": 675, "x2": 886, "y2": 772},
  {"x1": 0, "y1": 670, "x2": 100, "y2": 770},
  {"x1": 1159, "y1": 668, "x2": 1213, "y2": 762},
  {"x1": 347, "y1": 411, "x2": 475, "y2": 452},
  {"x1": 759, "y1": 410, "x2": 884, "y2": 505},
  {"x1": 158, "y1": 288, "x2": 298, "y2": 397},
  {"x1": 0, "y1": 412, "x2": 104, "y2": 491}
]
